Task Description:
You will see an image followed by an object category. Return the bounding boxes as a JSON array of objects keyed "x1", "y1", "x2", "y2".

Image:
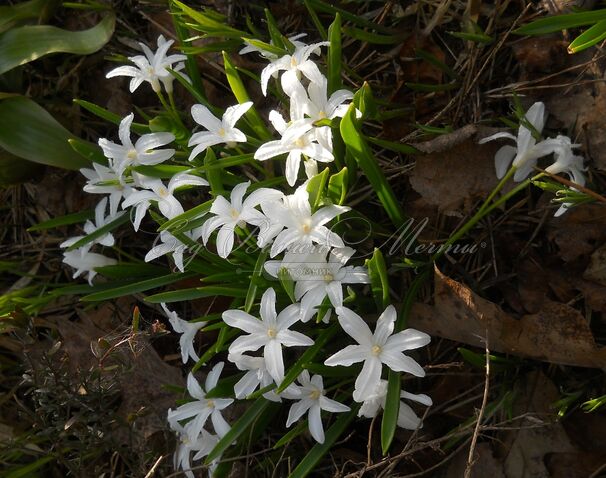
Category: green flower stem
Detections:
[
  {"x1": 431, "y1": 168, "x2": 544, "y2": 263},
  {"x1": 167, "y1": 90, "x2": 186, "y2": 129}
]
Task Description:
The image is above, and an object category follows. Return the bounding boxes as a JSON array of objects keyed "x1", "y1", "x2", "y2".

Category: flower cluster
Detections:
[
  {"x1": 480, "y1": 101, "x2": 587, "y2": 216},
  {"x1": 61, "y1": 34, "x2": 433, "y2": 477}
]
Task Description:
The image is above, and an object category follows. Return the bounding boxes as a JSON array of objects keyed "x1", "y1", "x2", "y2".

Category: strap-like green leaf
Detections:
[
  {"x1": 568, "y1": 18, "x2": 606, "y2": 53},
  {"x1": 514, "y1": 9, "x2": 606, "y2": 36},
  {"x1": 289, "y1": 407, "x2": 358, "y2": 478},
  {"x1": 340, "y1": 102, "x2": 406, "y2": 227},
  {"x1": 0, "y1": 97, "x2": 89, "y2": 170},
  {"x1": 0, "y1": 14, "x2": 115, "y2": 75},
  {"x1": 81, "y1": 272, "x2": 196, "y2": 301},
  {"x1": 205, "y1": 398, "x2": 271, "y2": 464}
]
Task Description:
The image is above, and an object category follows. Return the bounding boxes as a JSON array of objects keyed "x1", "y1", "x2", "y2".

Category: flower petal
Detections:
[
  {"x1": 264, "y1": 340, "x2": 285, "y2": 383},
  {"x1": 336, "y1": 307, "x2": 373, "y2": 346},
  {"x1": 353, "y1": 357, "x2": 382, "y2": 402}
]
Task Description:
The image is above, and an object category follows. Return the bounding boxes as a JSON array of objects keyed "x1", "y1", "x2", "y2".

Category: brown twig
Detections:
[{"x1": 463, "y1": 332, "x2": 490, "y2": 478}]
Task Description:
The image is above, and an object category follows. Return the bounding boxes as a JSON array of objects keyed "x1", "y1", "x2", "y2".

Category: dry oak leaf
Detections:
[
  {"x1": 409, "y1": 125, "x2": 503, "y2": 215},
  {"x1": 408, "y1": 267, "x2": 606, "y2": 368}
]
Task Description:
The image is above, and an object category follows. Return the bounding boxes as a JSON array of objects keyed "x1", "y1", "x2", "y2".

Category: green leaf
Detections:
[
  {"x1": 170, "y1": 1, "x2": 207, "y2": 103},
  {"x1": 240, "y1": 37, "x2": 285, "y2": 57},
  {"x1": 289, "y1": 407, "x2": 358, "y2": 478},
  {"x1": 340, "y1": 101, "x2": 405, "y2": 227},
  {"x1": 222, "y1": 51, "x2": 272, "y2": 141},
  {"x1": 306, "y1": 167, "x2": 330, "y2": 210},
  {"x1": 365, "y1": 136, "x2": 419, "y2": 154},
  {"x1": 514, "y1": 9, "x2": 606, "y2": 36},
  {"x1": 93, "y1": 263, "x2": 166, "y2": 279},
  {"x1": 303, "y1": 0, "x2": 327, "y2": 40},
  {"x1": 65, "y1": 212, "x2": 129, "y2": 251},
  {"x1": 568, "y1": 18, "x2": 606, "y2": 53},
  {"x1": 448, "y1": 30, "x2": 493, "y2": 44},
  {"x1": 380, "y1": 369, "x2": 401, "y2": 455},
  {"x1": 81, "y1": 272, "x2": 196, "y2": 302},
  {"x1": 68, "y1": 138, "x2": 107, "y2": 165},
  {"x1": 28, "y1": 209, "x2": 93, "y2": 231},
  {"x1": 365, "y1": 248, "x2": 389, "y2": 310},
  {"x1": 0, "y1": 14, "x2": 115, "y2": 75},
  {"x1": 5, "y1": 454, "x2": 56, "y2": 478},
  {"x1": 159, "y1": 200, "x2": 212, "y2": 232},
  {"x1": 304, "y1": 0, "x2": 394, "y2": 34},
  {"x1": 132, "y1": 164, "x2": 189, "y2": 178},
  {"x1": 171, "y1": 0, "x2": 247, "y2": 37},
  {"x1": 327, "y1": 13, "x2": 342, "y2": 94},
  {"x1": 278, "y1": 267, "x2": 296, "y2": 303},
  {"x1": 74, "y1": 99, "x2": 150, "y2": 134},
  {"x1": 205, "y1": 398, "x2": 271, "y2": 464},
  {"x1": 381, "y1": 270, "x2": 430, "y2": 454},
  {"x1": 276, "y1": 323, "x2": 339, "y2": 393},
  {"x1": 145, "y1": 286, "x2": 247, "y2": 303},
  {"x1": 353, "y1": 82, "x2": 377, "y2": 119},
  {"x1": 415, "y1": 48, "x2": 457, "y2": 79},
  {"x1": 343, "y1": 26, "x2": 405, "y2": 44},
  {"x1": 0, "y1": 0, "x2": 46, "y2": 34},
  {"x1": 264, "y1": 8, "x2": 286, "y2": 50},
  {"x1": 0, "y1": 97, "x2": 89, "y2": 170},
  {"x1": 327, "y1": 167, "x2": 348, "y2": 205},
  {"x1": 244, "y1": 249, "x2": 268, "y2": 313},
  {"x1": 204, "y1": 147, "x2": 224, "y2": 195}
]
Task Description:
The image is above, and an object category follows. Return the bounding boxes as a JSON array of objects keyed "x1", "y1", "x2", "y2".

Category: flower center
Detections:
[
  {"x1": 158, "y1": 187, "x2": 169, "y2": 198},
  {"x1": 309, "y1": 389, "x2": 321, "y2": 400},
  {"x1": 323, "y1": 273, "x2": 334, "y2": 283},
  {"x1": 230, "y1": 208, "x2": 240, "y2": 220},
  {"x1": 300, "y1": 221, "x2": 312, "y2": 234},
  {"x1": 218, "y1": 127, "x2": 226, "y2": 137},
  {"x1": 318, "y1": 110, "x2": 327, "y2": 119},
  {"x1": 267, "y1": 328, "x2": 277, "y2": 339},
  {"x1": 127, "y1": 149, "x2": 138, "y2": 160},
  {"x1": 290, "y1": 56, "x2": 298, "y2": 68},
  {"x1": 371, "y1": 344, "x2": 382, "y2": 356},
  {"x1": 294, "y1": 137, "x2": 306, "y2": 148},
  {"x1": 206, "y1": 399, "x2": 215, "y2": 409}
]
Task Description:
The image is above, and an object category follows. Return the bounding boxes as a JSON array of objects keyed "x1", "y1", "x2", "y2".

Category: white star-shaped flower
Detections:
[
  {"x1": 62, "y1": 249, "x2": 117, "y2": 285},
  {"x1": 145, "y1": 230, "x2": 192, "y2": 272},
  {"x1": 122, "y1": 172, "x2": 208, "y2": 231},
  {"x1": 228, "y1": 353, "x2": 281, "y2": 402},
  {"x1": 60, "y1": 198, "x2": 123, "y2": 251},
  {"x1": 80, "y1": 164, "x2": 133, "y2": 216},
  {"x1": 479, "y1": 102, "x2": 578, "y2": 181},
  {"x1": 325, "y1": 306, "x2": 430, "y2": 402},
  {"x1": 240, "y1": 33, "x2": 308, "y2": 60},
  {"x1": 188, "y1": 102, "x2": 252, "y2": 161},
  {"x1": 358, "y1": 379, "x2": 432, "y2": 430},
  {"x1": 161, "y1": 303, "x2": 205, "y2": 363},
  {"x1": 98, "y1": 113, "x2": 175, "y2": 181},
  {"x1": 265, "y1": 246, "x2": 370, "y2": 322},
  {"x1": 200, "y1": 181, "x2": 283, "y2": 258},
  {"x1": 172, "y1": 425, "x2": 219, "y2": 478},
  {"x1": 254, "y1": 111, "x2": 334, "y2": 186},
  {"x1": 167, "y1": 363, "x2": 233, "y2": 442},
  {"x1": 222, "y1": 288, "x2": 314, "y2": 383},
  {"x1": 260, "y1": 41, "x2": 329, "y2": 96},
  {"x1": 284, "y1": 370, "x2": 350, "y2": 443},
  {"x1": 260, "y1": 184, "x2": 349, "y2": 258},
  {"x1": 106, "y1": 34, "x2": 187, "y2": 93}
]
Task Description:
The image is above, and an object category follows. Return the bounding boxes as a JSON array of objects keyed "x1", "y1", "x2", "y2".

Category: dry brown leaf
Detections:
[
  {"x1": 446, "y1": 443, "x2": 505, "y2": 478},
  {"x1": 409, "y1": 126, "x2": 503, "y2": 215},
  {"x1": 408, "y1": 267, "x2": 606, "y2": 368},
  {"x1": 501, "y1": 371, "x2": 577, "y2": 478},
  {"x1": 547, "y1": 204, "x2": 606, "y2": 262},
  {"x1": 584, "y1": 242, "x2": 606, "y2": 287},
  {"x1": 547, "y1": 82, "x2": 606, "y2": 171}
]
